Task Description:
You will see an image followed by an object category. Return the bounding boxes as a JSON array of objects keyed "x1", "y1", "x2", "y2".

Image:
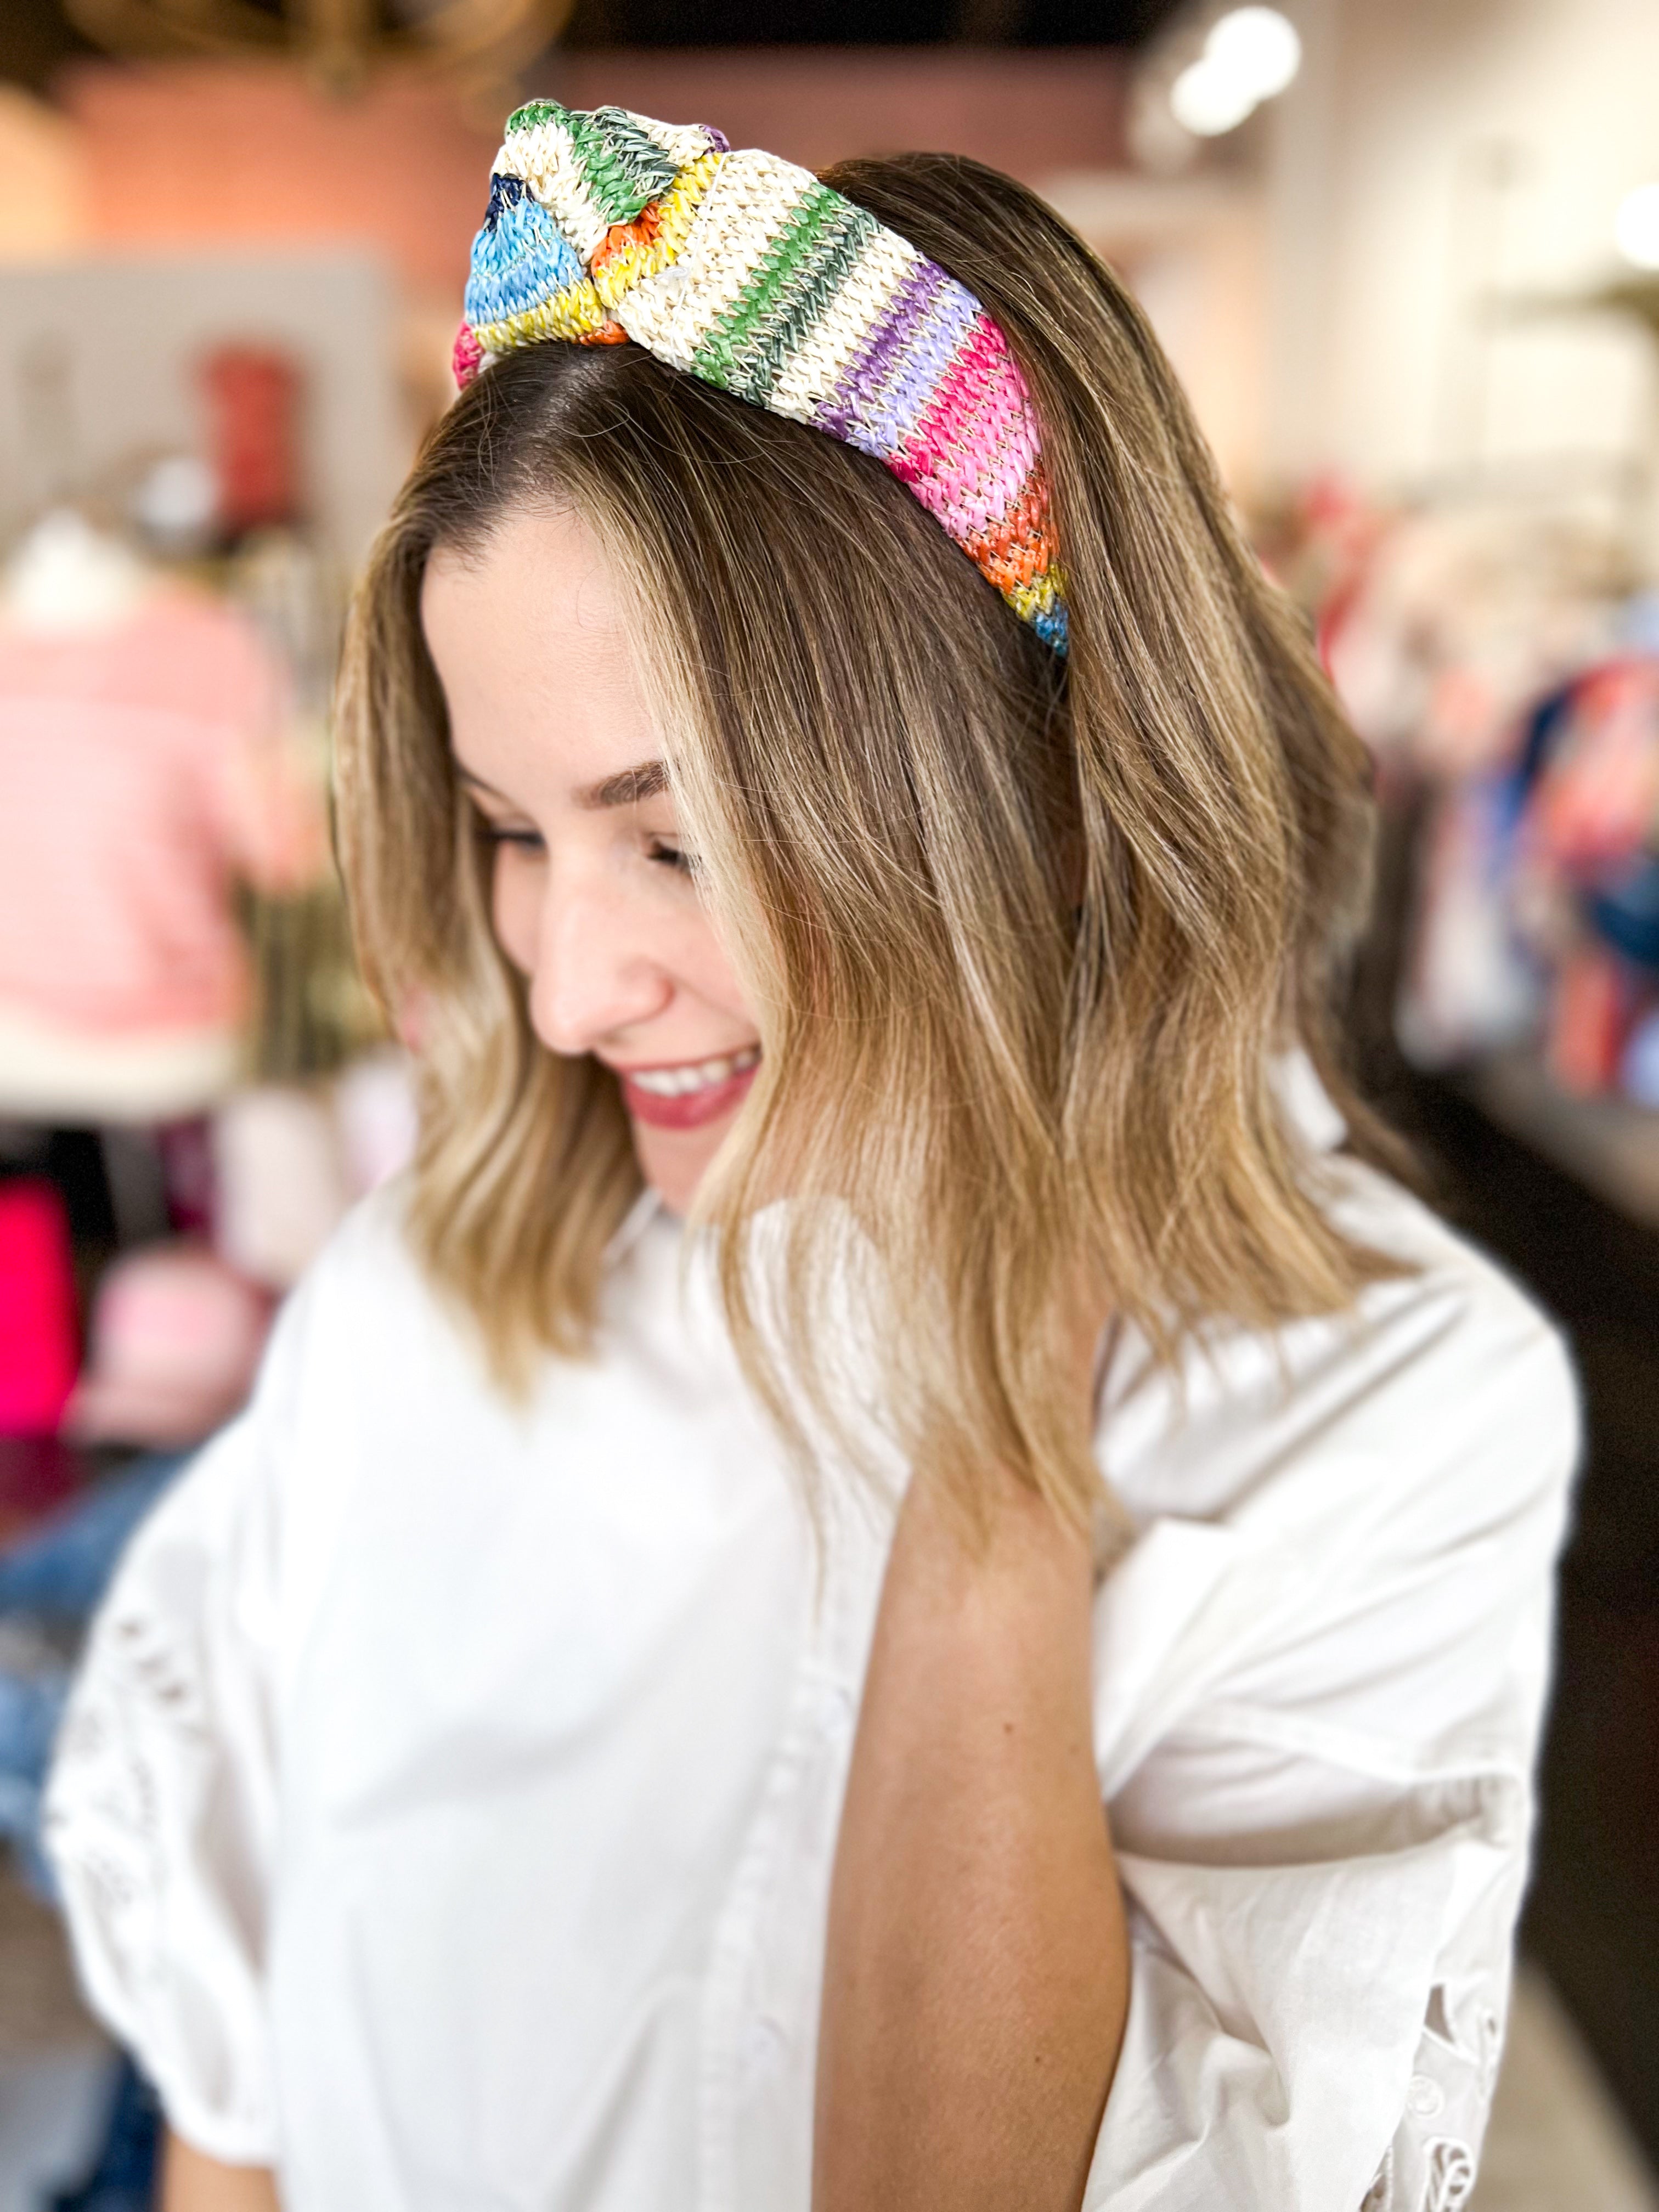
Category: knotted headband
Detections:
[{"x1": 454, "y1": 101, "x2": 1068, "y2": 654}]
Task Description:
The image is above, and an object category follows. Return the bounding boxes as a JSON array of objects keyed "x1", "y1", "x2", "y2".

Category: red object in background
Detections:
[
  {"x1": 199, "y1": 343, "x2": 304, "y2": 537},
  {"x1": 158, "y1": 1116, "x2": 217, "y2": 1240},
  {"x1": 1525, "y1": 659, "x2": 1659, "y2": 874},
  {"x1": 1548, "y1": 945, "x2": 1630, "y2": 1096},
  {"x1": 0, "y1": 1180, "x2": 80, "y2": 1436},
  {"x1": 0, "y1": 1437, "x2": 84, "y2": 1546}
]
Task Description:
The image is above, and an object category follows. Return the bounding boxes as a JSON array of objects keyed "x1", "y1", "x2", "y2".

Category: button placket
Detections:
[{"x1": 696, "y1": 1488, "x2": 890, "y2": 2212}]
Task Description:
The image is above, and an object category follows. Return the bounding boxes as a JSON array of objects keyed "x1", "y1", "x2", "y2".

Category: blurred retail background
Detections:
[{"x1": 1, "y1": 0, "x2": 1658, "y2": 2205}]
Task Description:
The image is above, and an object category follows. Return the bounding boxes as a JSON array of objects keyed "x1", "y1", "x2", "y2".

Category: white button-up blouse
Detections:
[{"x1": 43, "y1": 1094, "x2": 1579, "y2": 2212}]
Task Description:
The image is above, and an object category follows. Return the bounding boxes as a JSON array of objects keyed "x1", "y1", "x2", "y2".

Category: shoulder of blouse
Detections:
[{"x1": 1097, "y1": 1139, "x2": 1579, "y2": 1573}]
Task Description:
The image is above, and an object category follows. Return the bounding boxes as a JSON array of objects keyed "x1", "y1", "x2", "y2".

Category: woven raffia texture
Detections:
[{"x1": 456, "y1": 101, "x2": 1068, "y2": 653}]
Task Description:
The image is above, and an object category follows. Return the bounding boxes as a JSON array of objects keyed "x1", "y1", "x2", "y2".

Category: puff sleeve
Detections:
[
  {"x1": 43, "y1": 1367, "x2": 287, "y2": 2163},
  {"x1": 1083, "y1": 1195, "x2": 1579, "y2": 2211}
]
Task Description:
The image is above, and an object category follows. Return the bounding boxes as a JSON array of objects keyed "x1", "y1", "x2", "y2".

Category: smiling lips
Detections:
[{"x1": 614, "y1": 1046, "x2": 760, "y2": 1131}]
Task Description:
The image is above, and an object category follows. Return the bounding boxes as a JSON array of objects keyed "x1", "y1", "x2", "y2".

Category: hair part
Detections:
[{"x1": 334, "y1": 149, "x2": 1405, "y2": 1548}]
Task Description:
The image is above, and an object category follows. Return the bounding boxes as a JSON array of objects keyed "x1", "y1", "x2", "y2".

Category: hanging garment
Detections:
[{"x1": 0, "y1": 586, "x2": 321, "y2": 1121}]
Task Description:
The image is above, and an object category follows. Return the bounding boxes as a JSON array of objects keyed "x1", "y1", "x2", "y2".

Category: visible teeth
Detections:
[{"x1": 629, "y1": 1046, "x2": 759, "y2": 1097}]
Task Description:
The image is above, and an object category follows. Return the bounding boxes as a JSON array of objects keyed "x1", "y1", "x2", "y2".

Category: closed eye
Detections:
[
  {"x1": 645, "y1": 838, "x2": 698, "y2": 876},
  {"x1": 475, "y1": 817, "x2": 544, "y2": 852}
]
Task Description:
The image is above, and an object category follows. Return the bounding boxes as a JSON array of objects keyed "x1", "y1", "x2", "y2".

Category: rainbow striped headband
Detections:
[{"x1": 455, "y1": 101, "x2": 1068, "y2": 654}]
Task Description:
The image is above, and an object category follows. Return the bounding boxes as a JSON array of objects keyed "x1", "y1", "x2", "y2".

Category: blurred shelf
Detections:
[{"x1": 1455, "y1": 1049, "x2": 1659, "y2": 1233}]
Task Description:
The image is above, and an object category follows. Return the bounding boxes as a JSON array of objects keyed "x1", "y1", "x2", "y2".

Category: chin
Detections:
[{"x1": 630, "y1": 1116, "x2": 736, "y2": 1216}]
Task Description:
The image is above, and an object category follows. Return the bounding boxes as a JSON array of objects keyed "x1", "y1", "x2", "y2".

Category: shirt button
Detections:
[
  {"x1": 742, "y1": 2016, "x2": 788, "y2": 2082},
  {"x1": 1406, "y1": 2073, "x2": 1445, "y2": 2118},
  {"x1": 813, "y1": 1684, "x2": 857, "y2": 1743}
]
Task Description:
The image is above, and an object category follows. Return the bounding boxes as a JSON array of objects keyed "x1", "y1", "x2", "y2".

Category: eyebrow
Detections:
[
  {"x1": 455, "y1": 759, "x2": 669, "y2": 811},
  {"x1": 578, "y1": 759, "x2": 670, "y2": 810}
]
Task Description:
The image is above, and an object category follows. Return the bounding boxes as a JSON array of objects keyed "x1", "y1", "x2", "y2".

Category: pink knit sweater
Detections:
[{"x1": 0, "y1": 589, "x2": 322, "y2": 1037}]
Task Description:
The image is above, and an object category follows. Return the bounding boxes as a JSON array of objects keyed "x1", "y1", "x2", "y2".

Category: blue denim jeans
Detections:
[{"x1": 0, "y1": 1454, "x2": 184, "y2": 1893}]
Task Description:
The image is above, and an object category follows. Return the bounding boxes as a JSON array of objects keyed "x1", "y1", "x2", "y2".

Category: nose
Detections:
[{"x1": 523, "y1": 860, "x2": 673, "y2": 1057}]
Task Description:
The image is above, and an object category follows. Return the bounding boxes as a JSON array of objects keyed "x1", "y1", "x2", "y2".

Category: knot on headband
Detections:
[{"x1": 456, "y1": 100, "x2": 1068, "y2": 654}]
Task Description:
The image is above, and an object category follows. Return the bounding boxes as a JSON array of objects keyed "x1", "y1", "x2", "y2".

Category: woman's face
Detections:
[{"x1": 421, "y1": 506, "x2": 761, "y2": 1215}]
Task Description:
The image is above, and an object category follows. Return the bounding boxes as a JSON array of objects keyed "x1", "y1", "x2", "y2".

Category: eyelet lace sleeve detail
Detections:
[
  {"x1": 1079, "y1": 1229, "x2": 1578, "y2": 2212},
  {"x1": 1361, "y1": 1978, "x2": 1504, "y2": 2210},
  {"x1": 42, "y1": 1414, "x2": 280, "y2": 2165}
]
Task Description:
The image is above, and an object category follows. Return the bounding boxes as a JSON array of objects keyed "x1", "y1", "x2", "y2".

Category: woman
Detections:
[{"x1": 46, "y1": 106, "x2": 1577, "y2": 2212}]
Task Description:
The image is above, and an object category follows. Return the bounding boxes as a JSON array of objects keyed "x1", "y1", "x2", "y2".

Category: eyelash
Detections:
[
  {"x1": 646, "y1": 838, "x2": 696, "y2": 876},
  {"x1": 475, "y1": 822, "x2": 695, "y2": 875}
]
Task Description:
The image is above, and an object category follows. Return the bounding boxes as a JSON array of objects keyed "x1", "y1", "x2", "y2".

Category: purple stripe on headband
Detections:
[
  {"x1": 814, "y1": 257, "x2": 944, "y2": 444},
  {"x1": 855, "y1": 284, "x2": 982, "y2": 463},
  {"x1": 817, "y1": 261, "x2": 980, "y2": 462},
  {"x1": 863, "y1": 280, "x2": 983, "y2": 458}
]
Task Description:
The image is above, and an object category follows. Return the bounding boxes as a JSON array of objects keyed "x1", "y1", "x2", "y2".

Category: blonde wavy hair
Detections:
[{"x1": 335, "y1": 151, "x2": 1402, "y2": 1541}]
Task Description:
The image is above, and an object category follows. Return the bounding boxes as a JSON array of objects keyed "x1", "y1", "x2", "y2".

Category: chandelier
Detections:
[{"x1": 63, "y1": 0, "x2": 575, "y2": 98}]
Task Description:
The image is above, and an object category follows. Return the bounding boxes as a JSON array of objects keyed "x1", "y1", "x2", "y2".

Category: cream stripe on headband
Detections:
[
  {"x1": 643, "y1": 153, "x2": 823, "y2": 373},
  {"x1": 456, "y1": 100, "x2": 1068, "y2": 653}
]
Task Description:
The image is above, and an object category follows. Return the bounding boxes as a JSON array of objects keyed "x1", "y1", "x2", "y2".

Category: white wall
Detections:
[
  {"x1": 1042, "y1": 171, "x2": 1268, "y2": 499},
  {"x1": 0, "y1": 250, "x2": 405, "y2": 567},
  {"x1": 1264, "y1": 0, "x2": 1659, "y2": 522}
]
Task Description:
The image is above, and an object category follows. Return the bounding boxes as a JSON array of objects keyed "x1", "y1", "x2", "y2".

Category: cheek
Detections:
[
  {"x1": 673, "y1": 907, "x2": 756, "y2": 1025},
  {"x1": 489, "y1": 850, "x2": 543, "y2": 976}
]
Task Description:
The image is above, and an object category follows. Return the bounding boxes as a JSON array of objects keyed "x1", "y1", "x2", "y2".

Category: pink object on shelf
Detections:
[
  {"x1": 65, "y1": 1243, "x2": 273, "y2": 1451},
  {"x1": 0, "y1": 1180, "x2": 80, "y2": 1436}
]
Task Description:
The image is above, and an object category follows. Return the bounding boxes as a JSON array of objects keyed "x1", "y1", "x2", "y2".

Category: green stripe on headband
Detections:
[
  {"x1": 506, "y1": 100, "x2": 681, "y2": 228},
  {"x1": 703, "y1": 194, "x2": 880, "y2": 408}
]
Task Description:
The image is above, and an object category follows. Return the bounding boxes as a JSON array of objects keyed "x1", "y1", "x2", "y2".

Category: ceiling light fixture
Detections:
[
  {"x1": 1170, "y1": 5, "x2": 1303, "y2": 140},
  {"x1": 1616, "y1": 183, "x2": 1659, "y2": 272}
]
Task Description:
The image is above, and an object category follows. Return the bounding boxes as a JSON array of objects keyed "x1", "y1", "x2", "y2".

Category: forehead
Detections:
[{"x1": 421, "y1": 505, "x2": 659, "y2": 796}]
